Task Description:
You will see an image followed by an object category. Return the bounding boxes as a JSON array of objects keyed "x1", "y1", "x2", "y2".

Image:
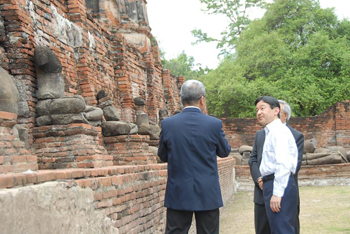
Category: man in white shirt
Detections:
[{"x1": 254, "y1": 96, "x2": 298, "y2": 234}]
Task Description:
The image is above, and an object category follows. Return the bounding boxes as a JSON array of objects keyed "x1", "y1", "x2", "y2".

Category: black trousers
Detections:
[
  {"x1": 295, "y1": 203, "x2": 300, "y2": 234},
  {"x1": 165, "y1": 208, "x2": 219, "y2": 234},
  {"x1": 254, "y1": 203, "x2": 271, "y2": 234}
]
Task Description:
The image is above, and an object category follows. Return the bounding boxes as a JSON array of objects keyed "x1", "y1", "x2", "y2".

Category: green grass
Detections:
[{"x1": 220, "y1": 186, "x2": 350, "y2": 234}]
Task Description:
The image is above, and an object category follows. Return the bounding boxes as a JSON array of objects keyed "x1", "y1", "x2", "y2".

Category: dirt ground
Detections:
[{"x1": 219, "y1": 186, "x2": 350, "y2": 234}]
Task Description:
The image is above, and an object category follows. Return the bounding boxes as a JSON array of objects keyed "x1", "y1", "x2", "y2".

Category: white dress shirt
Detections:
[
  {"x1": 259, "y1": 119, "x2": 298, "y2": 197},
  {"x1": 184, "y1": 106, "x2": 201, "y2": 110}
]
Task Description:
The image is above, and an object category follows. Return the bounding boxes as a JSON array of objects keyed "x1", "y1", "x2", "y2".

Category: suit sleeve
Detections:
[
  {"x1": 295, "y1": 133, "x2": 304, "y2": 174},
  {"x1": 249, "y1": 133, "x2": 261, "y2": 186},
  {"x1": 216, "y1": 121, "x2": 231, "y2": 158},
  {"x1": 157, "y1": 123, "x2": 168, "y2": 162}
]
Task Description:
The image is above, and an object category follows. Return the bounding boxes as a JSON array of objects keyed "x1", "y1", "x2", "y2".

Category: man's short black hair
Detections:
[{"x1": 255, "y1": 96, "x2": 280, "y2": 118}]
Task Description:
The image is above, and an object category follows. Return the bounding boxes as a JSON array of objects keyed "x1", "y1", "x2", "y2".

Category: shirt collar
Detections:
[
  {"x1": 264, "y1": 119, "x2": 282, "y2": 134},
  {"x1": 184, "y1": 106, "x2": 201, "y2": 110}
]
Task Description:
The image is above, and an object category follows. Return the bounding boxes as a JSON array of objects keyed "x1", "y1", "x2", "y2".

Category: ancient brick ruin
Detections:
[
  {"x1": 0, "y1": 0, "x2": 187, "y2": 173},
  {"x1": 222, "y1": 100, "x2": 350, "y2": 150},
  {"x1": 223, "y1": 100, "x2": 350, "y2": 165},
  {"x1": 0, "y1": 0, "x2": 349, "y2": 233},
  {"x1": 0, "y1": 0, "x2": 191, "y2": 232}
]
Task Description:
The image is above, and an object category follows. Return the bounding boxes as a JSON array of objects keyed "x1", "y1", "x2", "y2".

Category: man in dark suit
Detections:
[
  {"x1": 279, "y1": 100, "x2": 304, "y2": 234},
  {"x1": 249, "y1": 128, "x2": 270, "y2": 234},
  {"x1": 158, "y1": 79, "x2": 231, "y2": 234}
]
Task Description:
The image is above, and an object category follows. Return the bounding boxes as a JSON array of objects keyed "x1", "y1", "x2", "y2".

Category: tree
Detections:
[
  {"x1": 162, "y1": 51, "x2": 210, "y2": 79},
  {"x1": 199, "y1": 0, "x2": 350, "y2": 117},
  {"x1": 192, "y1": 0, "x2": 266, "y2": 56}
]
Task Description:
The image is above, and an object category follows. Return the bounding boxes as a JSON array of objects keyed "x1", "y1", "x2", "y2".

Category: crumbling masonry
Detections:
[{"x1": 0, "y1": 0, "x2": 349, "y2": 233}]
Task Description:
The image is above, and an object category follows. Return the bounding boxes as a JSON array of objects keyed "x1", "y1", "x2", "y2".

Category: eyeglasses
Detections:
[{"x1": 198, "y1": 95, "x2": 206, "y2": 100}]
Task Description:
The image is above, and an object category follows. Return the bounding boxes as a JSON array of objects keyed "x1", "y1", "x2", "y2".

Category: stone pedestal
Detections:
[
  {"x1": 104, "y1": 135, "x2": 157, "y2": 165},
  {"x1": 33, "y1": 123, "x2": 112, "y2": 169},
  {"x1": 0, "y1": 111, "x2": 38, "y2": 173}
]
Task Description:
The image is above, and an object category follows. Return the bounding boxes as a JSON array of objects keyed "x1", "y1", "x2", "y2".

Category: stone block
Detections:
[
  {"x1": 0, "y1": 67, "x2": 19, "y2": 114},
  {"x1": 101, "y1": 121, "x2": 131, "y2": 136}
]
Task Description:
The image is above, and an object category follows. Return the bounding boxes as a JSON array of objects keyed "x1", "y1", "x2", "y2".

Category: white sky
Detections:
[{"x1": 147, "y1": 0, "x2": 350, "y2": 69}]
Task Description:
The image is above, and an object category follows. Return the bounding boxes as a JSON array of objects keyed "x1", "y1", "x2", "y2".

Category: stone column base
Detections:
[
  {"x1": 0, "y1": 111, "x2": 38, "y2": 173},
  {"x1": 33, "y1": 123, "x2": 113, "y2": 169},
  {"x1": 104, "y1": 135, "x2": 157, "y2": 165}
]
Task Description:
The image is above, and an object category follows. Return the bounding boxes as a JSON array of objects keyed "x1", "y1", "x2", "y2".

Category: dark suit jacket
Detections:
[
  {"x1": 287, "y1": 125, "x2": 304, "y2": 206},
  {"x1": 287, "y1": 125, "x2": 304, "y2": 176},
  {"x1": 249, "y1": 129, "x2": 265, "y2": 205},
  {"x1": 157, "y1": 108, "x2": 231, "y2": 211},
  {"x1": 249, "y1": 126, "x2": 304, "y2": 205}
]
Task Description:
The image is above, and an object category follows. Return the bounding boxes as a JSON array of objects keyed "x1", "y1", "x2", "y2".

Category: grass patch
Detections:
[{"x1": 220, "y1": 186, "x2": 350, "y2": 234}]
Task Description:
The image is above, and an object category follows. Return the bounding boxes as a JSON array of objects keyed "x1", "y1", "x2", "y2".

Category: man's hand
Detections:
[
  {"x1": 257, "y1": 177, "x2": 263, "y2": 190},
  {"x1": 270, "y1": 195, "x2": 282, "y2": 212}
]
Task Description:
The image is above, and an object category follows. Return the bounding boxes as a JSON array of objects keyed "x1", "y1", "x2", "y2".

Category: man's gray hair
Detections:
[
  {"x1": 180, "y1": 80, "x2": 206, "y2": 105},
  {"x1": 278, "y1": 100, "x2": 292, "y2": 122}
]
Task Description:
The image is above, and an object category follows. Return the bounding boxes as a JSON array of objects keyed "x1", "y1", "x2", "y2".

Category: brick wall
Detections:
[
  {"x1": 0, "y1": 157, "x2": 235, "y2": 233},
  {"x1": 1, "y1": 0, "x2": 349, "y2": 232},
  {"x1": 32, "y1": 123, "x2": 113, "y2": 169},
  {"x1": 0, "y1": 164, "x2": 167, "y2": 233},
  {"x1": 222, "y1": 117, "x2": 261, "y2": 150},
  {"x1": 222, "y1": 100, "x2": 350, "y2": 150},
  {"x1": 235, "y1": 163, "x2": 350, "y2": 191},
  {"x1": 218, "y1": 157, "x2": 235, "y2": 203},
  {"x1": 0, "y1": 111, "x2": 37, "y2": 173},
  {"x1": 104, "y1": 134, "x2": 158, "y2": 165},
  {"x1": 0, "y1": 0, "x2": 182, "y2": 145}
]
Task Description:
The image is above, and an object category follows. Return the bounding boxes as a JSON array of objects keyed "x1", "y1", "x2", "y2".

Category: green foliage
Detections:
[
  {"x1": 199, "y1": 0, "x2": 350, "y2": 117},
  {"x1": 192, "y1": 0, "x2": 266, "y2": 56},
  {"x1": 162, "y1": 51, "x2": 210, "y2": 80}
]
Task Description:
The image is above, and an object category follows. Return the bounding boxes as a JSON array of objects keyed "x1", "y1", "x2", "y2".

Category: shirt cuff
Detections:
[{"x1": 273, "y1": 184, "x2": 284, "y2": 197}]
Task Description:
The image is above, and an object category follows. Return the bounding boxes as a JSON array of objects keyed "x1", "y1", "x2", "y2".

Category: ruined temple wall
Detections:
[
  {"x1": 147, "y1": 65, "x2": 166, "y2": 123},
  {"x1": 0, "y1": 0, "x2": 103, "y2": 138},
  {"x1": 335, "y1": 101, "x2": 350, "y2": 149},
  {"x1": 0, "y1": 24, "x2": 9, "y2": 70},
  {"x1": 0, "y1": 164, "x2": 168, "y2": 234},
  {"x1": 288, "y1": 105, "x2": 337, "y2": 148},
  {"x1": 114, "y1": 37, "x2": 148, "y2": 121},
  {"x1": 235, "y1": 163, "x2": 350, "y2": 192},
  {"x1": 0, "y1": 0, "x2": 182, "y2": 144},
  {"x1": 222, "y1": 101, "x2": 350, "y2": 150},
  {"x1": 221, "y1": 118, "x2": 261, "y2": 150},
  {"x1": 0, "y1": 157, "x2": 235, "y2": 233},
  {"x1": 162, "y1": 70, "x2": 185, "y2": 115},
  {"x1": 285, "y1": 101, "x2": 349, "y2": 149}
]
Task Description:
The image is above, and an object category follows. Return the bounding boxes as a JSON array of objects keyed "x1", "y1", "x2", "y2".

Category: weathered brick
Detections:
[
  {"x1": 37, "y1": 171, "x2": 57, "y2": 182},
  {"x1": 0, "y1": 174, "x2": 14, "y2": 188},
  {"x1": 0, "y1": 111, "x2": 17, "y2": 120},
  {"x1": 0, "y1": 0, "x2": 347, "y2": 233}
]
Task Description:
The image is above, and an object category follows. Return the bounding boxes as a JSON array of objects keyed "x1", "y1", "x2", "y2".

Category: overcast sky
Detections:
[{"x1": 147, "y1": 0, "x2": 350, "y2": 69}]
